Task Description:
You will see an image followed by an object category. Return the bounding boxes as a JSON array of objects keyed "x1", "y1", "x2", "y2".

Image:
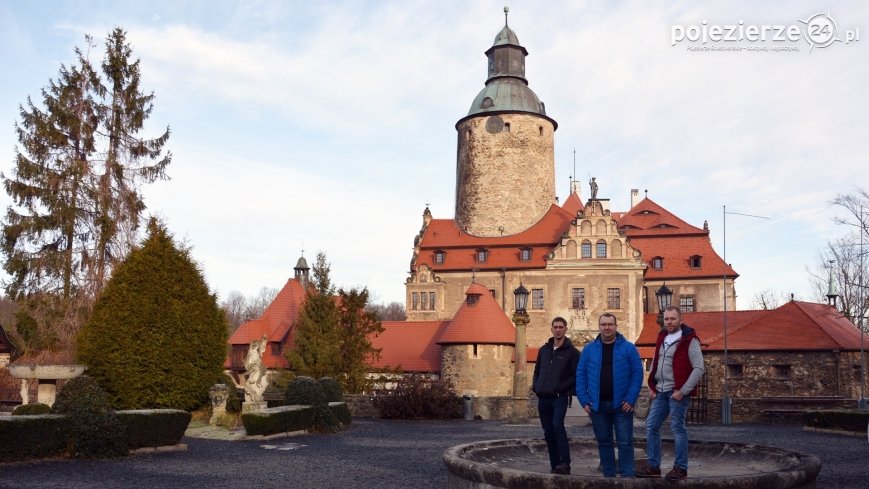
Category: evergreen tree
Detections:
[
  {"x1": 287, "y1": 252, "x2": 384, "y2": 393},
  {"x1": 287, "y1": 252, "x2": 343, "y2": 380},
  {"x1": 336, "y1": 287, "x2": 384, "y2": 393},
  {"x1": 1, "y1": 29, "x2": 171, "y2": 352},
  {"x1": 76, "y1": 219, "x2": 227, "y2": 410}
]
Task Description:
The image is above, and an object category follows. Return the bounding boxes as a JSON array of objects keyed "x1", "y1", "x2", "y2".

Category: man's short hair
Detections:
[
  {"x1": 598, "y1": 312, "x2": 617, "y2": 325},
  {"x1": 551, "y1": 316, "x2": 567, "y2": 327},
  {"x1": 663, "y1": 305, "x2": 681, "y2": 316}
]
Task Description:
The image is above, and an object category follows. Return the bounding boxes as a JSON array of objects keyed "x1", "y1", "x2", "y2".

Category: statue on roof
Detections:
[{"x1": 589, "y1": 177, "x2": 599, "y2": 200}]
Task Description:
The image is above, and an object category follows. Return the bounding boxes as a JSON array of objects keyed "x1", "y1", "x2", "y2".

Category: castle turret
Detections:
[{"x1": 454, "y1": 11, "x2": 557, "y2": 237}]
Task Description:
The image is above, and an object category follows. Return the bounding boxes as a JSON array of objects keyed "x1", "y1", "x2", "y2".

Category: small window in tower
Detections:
[
  {"x1": 481, "y1": 97, "x2": 494, "y2": 109},
  {"x1": 774, "y1": 364, "x2": 791, "y2": 379},
  {"x1": 538, "y1": 126, "x2": 543, "y2": 136},
  {"x1": 504, "y1": 122, "x2": 511, "y2": 132},
  {"x1": 728, "y1": 364, "x2": 743, "y2": 378},
  {"x1": 489, "y1": 289, "x2": 496, "y2": 298}
]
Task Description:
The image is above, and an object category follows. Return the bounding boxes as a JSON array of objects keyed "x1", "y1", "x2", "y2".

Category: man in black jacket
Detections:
[{"x1": 532, "y1": 316, "x2": 581, "y2": 474}]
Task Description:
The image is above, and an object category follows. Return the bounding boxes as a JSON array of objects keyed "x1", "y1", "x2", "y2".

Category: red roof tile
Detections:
[
  {"x1": 629, "y1": 235, "x2": 737, "y2": 280},
  {"x1": 636, "y1": 301, "x2": 869, "y2": 357},
  {"x1": 416, "y1": 205, "x2": 573, "y2": 271},
  {"x1": 618, "y1": 198, "x2": 705, "y2": 237},
  {"x1": 228, "y1": 278, "x2": 306, "y2": 346},
  {"x1": 437, "y1": 283, "x2": 516, "y2": 345},
  {"x1": 561, "y1": 191, "x2": 584, "y2": 216},
  {"x1": 368, "y1": 320, "x2": 449, "y2": 373}
]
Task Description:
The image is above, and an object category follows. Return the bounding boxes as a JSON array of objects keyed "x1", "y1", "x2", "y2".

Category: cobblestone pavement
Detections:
[{"x1": 0, "y1": 418, "x2": 866, "y2": 488}]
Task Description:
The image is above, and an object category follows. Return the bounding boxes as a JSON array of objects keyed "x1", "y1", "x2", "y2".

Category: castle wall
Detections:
[
  {"x1": 455, "y1": 113, "x2": 555, "y2": 237},
  {"x1": 440, "y1": 344, "x2": 514, "y2": 397}
]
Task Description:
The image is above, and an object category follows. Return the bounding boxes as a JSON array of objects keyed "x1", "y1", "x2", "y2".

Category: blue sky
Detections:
[{"x1": 1, "y1": 1, "x2": 867, "y2": 309}]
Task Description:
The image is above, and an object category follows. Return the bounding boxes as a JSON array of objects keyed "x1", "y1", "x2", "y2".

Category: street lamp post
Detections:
[
  {"x1": 511, "y1": 283, "x2": 530, "y2": 424},
  {"x1": 721, "y1": 205, "x2": 769, "y2": 424},
  {"x1": 655, "y1": 283, "x2": 673, "y2": 327}
]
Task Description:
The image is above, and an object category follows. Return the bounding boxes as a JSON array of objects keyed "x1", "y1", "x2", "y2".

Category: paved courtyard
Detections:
[{"x1": 0, "y1": 418, "x2": 867, "y2": 488}]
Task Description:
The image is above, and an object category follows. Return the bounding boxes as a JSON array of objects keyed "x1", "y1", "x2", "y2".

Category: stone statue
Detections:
[
  {"x1": 209, "y1": 384, "x2": 230, "y2": 425},
  {"x1": 243, "y1": 335, "x2": 268, "y2": 403},
  {"x1": 589, "y1": 177, "x2": 599, "y2": 200}
]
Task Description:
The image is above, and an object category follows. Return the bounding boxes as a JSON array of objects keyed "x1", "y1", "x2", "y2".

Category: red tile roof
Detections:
[
  {"x1": 618, "y1": 198, "x2": 736, "y2": 280},
  {"x1": 618, "y1": 198, "x2": 705, "y2": 237},
  {"x1": 437, "y1": 283, "x2": 516, "y2": 345},
  {"x1": 416, "y1": 205, "x2": 573, "y2": 271},
  {"x1": 561, "y1": 191, "x2": 584, "y2": 216},
  {"x1": 368, "y1": 320, "x2": 449, "y2": 373},
  {"x1": 636, "y1": 301, "x2": 869, "y2": 358},
  {"x1": 228, "y1": 278, "x2": 306, "y2": 346}
]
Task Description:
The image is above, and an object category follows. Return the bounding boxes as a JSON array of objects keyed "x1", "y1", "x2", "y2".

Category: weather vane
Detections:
[{"x1": 504, "y1": 6, "x2": 509, "y2": 26}]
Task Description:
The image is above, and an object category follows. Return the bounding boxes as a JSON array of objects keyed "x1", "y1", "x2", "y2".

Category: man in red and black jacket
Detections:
[{"x1": 636, "y1": 306, "x2": 705, "y2": 481}]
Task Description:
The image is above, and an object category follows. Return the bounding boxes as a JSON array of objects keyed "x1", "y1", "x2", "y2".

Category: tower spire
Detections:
[{"x1": 504, "y1": 6, "x2": 509, "y2": 26}]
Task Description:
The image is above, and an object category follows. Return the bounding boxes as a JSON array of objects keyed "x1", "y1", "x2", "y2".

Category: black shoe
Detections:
[
  {"x1": 665, "y1": 467, "x2": 687, "y2": 481},
  {"x1": 553, "y1": 464, "x2": 571, "y2": 475},
  {"x1": 635, "y1": 465, "x2": 661, "y2": 478}
]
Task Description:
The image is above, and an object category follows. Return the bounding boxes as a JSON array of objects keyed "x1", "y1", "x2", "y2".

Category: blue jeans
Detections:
[
  {"x1": 645, "y1": 391, "x2": 690, "y2": 470},
  {"x1": 538, "y1": 395, "x2": 570, "y2": 469},
  {"x1": 589, "y1": 400, "x2": 635, "y2": 477}
]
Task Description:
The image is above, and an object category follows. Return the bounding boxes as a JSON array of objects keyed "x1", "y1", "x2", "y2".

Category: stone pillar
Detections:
[
  {"x1": 36, "y1": 380, "x2": 57, "y2": 407},
  {"x1": 19, "y1": 379, "x2": 29, "y2": 405}
]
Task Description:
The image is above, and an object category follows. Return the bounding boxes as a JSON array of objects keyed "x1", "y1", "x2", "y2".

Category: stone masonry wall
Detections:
[
  {"x1": 440, "y1": 344, "x2": 514, "y2": 397},
  {"x1": 455, "y1": 113, "x2": 555, "y2": 237}
]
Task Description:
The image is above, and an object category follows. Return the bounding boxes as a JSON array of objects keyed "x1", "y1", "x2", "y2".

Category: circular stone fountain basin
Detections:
[
  {"x1": 443, "y1": 438, "x2": 820, "y2": 488},
  {"x1": 7, "y1": 364, "x2": 87, "y2": 380}
]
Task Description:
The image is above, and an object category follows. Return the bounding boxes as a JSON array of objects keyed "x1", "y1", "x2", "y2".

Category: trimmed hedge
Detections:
[
  {"x1": 330, "y1": 402, "x2": 352, "y2": 428},
  {"x1": 804, "y1": 409, "x2": 869, "y2": 432},
  {"x1": 12, "y1": 403, "x2": 52, "y2": 415},
  {"x1": 241, "y1": 405, "x2": 314, "y2": 436},
  {"x1": 0, "y1": 414, "x2": 68, "y2": 462},
  {"x1": 320, "y1": 377, "x2": 344, "y2": 402},
  {"x1": 373, "y1": 375, "x2": 463, "y2": 419},
  {"x1": 117, "y1": 409, "x2": 192, "y2": 449},
  {"x1": 0, "y1": 408, "x2": 192, "y2": 462}
]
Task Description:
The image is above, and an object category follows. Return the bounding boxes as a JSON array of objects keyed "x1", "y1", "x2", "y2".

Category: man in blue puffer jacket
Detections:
[{"x1": 576, "y1": 313, "x2": 643, "y2": 478}]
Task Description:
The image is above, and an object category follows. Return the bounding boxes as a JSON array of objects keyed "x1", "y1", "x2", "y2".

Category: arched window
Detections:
[
  {"x1": 596, "y1": 240, "x2": 607, "y2": 259},
  {"x1": 581, "y1": 240, "x2": 592, "y2": 258}
]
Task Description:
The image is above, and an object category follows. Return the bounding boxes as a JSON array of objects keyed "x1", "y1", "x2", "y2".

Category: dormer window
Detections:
[
  {"x1": 689, "y1": 255, "x2": 702, "y2": 268},
  {"x1": 476, "y1": 249, "x2": 488, "y2": 263},
  {"x1": 520, "y1": 247, "x2": 532, "y2": 261},
  {"x1": 651, "y1": 256, "x2": 663, "y2": 270},
  {"x1": 434, "y1": 250, "x2": 445, "y2": 264}
]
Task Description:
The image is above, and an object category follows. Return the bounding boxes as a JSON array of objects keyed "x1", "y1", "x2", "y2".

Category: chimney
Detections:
[{"x1": 630, "y1": 189, "x2": 640, "y2": 208}]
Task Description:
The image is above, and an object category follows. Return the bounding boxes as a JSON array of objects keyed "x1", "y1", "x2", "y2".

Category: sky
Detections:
[{"x1": 0, "y1": 0, "x2": 867, "y2": 309}]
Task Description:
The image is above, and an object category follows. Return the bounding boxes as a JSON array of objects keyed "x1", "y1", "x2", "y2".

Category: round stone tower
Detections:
[{"x1": 455, "y1": 15, "x2": 557, "y2": 237}]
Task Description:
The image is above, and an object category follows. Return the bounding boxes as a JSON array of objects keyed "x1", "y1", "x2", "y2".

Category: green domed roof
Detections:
[{"x1": 458, "y1": 18, "x2": 556, "y2": 128}]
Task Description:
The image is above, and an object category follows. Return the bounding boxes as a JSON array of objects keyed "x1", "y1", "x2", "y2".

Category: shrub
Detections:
[
  {"x1": 77, "y1": 219, "x2": 227, "y2": 410},
  {"x1": 51, "y1": 375, "x2": 128, "y2": 459},
  {"x1": 284, "y1": 376, "x2": 338, "y2": 432},
  {"x1": 373, "y1": 375, "x2": 462, "y2": 419},
  {"x1": 804, "y1": 409, "x2": 869, "y2": 432},
  {"x1": 117, "y1": 409, "x2": 192, "y2": 449},
  {"x1": 329, "y1": 402, "x2": 352, "y2": 428},
  {"x1": 12, "y1": 403, "x2": 52, "y2": 415},
  {"x1": 319, "y1": 377, "x2": 344, "y2": 402},
  {"x1": 241, "y1": 405, "x2": 314, "y2": 436},
  {"x1": 0, "y1": 415, "x2": 69, "y2": 462}
]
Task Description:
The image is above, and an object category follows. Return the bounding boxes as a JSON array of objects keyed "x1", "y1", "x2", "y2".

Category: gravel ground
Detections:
[{"x1": 0, "y1": 419, "x2": 867, "y2": 488}]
